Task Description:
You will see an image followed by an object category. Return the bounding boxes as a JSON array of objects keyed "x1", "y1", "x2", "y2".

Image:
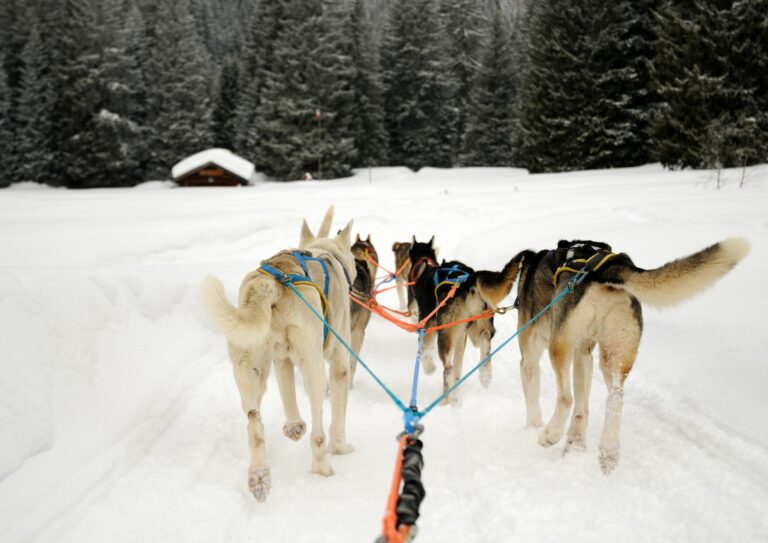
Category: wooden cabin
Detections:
[{"x1": 171, "y1": 149, "x2": 255, "y2": 187}]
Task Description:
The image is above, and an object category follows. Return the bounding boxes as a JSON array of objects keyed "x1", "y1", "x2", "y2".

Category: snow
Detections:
[
  {"x1": 1, "y1": 164, "x2": 767, "y2": 542},
  {"x1": 170, "y1": 148, "x2": 256, "y2": 184}
]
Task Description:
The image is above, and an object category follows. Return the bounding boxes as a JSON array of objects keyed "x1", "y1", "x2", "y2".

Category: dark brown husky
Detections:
[
  {"x1": 349, "y1": 234, "x2": 379, "y2": 387},
  {"x1": 513, "y1": 238, "x2": 750, "y2": 473},
  {"x1": 409, "y1": 237, "x2": 525, "y2": 403}
]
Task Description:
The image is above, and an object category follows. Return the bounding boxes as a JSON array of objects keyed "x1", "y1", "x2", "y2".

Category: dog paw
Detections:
[
  {"x1": 563, "y1": 436, "x2": 587, "y2": 455},
  {"x1": 599, "y1": 446, "x2": 620, "y2": 475},
  {"x1": 312, "y1": 460, "x2": 335, "y2": 477},
  {"x1": 283, "y1": 421, "x2": 307, "y2": 441},
  {"x1": 525, "y1": 410, "x2": 544, "y2": 428},
  {"x1": 330, "y1": 441, "x2": 355, "y2": 455},
  {"x1": 439, "y1": 395, "x2": 458, "y2": 407},
  {"x1": 479, "y1": 365, "x2": 492, "y2": 388},
  {"x1": 248, "y1": 468, "x2": 271, "y2": 502},
  {"x1": 538, "y1": 427, "x2": 563, "y2": 448}
]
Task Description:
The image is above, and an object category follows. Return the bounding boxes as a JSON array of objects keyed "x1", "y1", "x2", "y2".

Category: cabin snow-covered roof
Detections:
[{"x1": 171, "y1": 148, "x2": 255, "y2": 183}]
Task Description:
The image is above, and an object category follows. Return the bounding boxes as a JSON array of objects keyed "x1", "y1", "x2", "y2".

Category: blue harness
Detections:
[
  {"x1": 433, "y1": 264, "x2": 470, "y2": 287},
  {"x1": 259, "y1": 251, "x2": 331, "y2": 344}
]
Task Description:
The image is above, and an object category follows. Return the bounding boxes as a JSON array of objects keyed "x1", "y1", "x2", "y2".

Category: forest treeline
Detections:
[{"x1": 0, "y1": 0, "x2": 766, "y2": 187}]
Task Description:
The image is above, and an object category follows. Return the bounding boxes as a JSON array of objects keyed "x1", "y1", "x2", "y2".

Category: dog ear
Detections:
[
  {"x1": 336, "y1": 219, "x2": 354, "y2": 245},
  {"x1": 366, "y1": 234, "x2": 371, "y2": 242},
  {"x1": 299, "y1": 219, "x2": 316, "y2": 248},
  {"x1": 393, "y1": 242, "x2": 400, "y2": 251},
  {"x1": 317, "y1": 206, "x2": 335, "y2": 238},
  {"x1": 412, "y1": 235, "x2": 417, "y2": 244},
  {"x1": 429, "y1": 235, "x2": 435, "y2": 246},
  {"x1": 355, "y1": 233, "x2": 361, "y2": 242}
]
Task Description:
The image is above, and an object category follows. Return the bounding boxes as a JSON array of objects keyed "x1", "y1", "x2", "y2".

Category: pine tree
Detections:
[
  {"x1": 517, "y1": 0, "x2": 657, "y2": 173},
  {"x1": 0, "y1": 0, "x2": 32, "y2": 179},
  {"x1": 652, "y1": 0, "x2": 756, "y2": 169},
  {"x1": 312, "y1": 0, "x2": 357, "y2": 178},
  {"x1": 462, "y1": 2, "x2": 517, "y2": 166},
  {"x1": 87, "y1": 0, "x2": 148, "y2": 187},
  {"x1": 145, "y1": 0, "x2": 213, "y2": 178},
  {"x1": 0, "y1": 51, "x2": 13, "y2": 187},
  {"x1": 54, "y1": 0, "x2": 102, "y2": 188},
  {"x1": 252, "y1": 0, "x2": 357, "y2": 180},
  {"x1": 212, "y1": 55, "x2": 241, "y2": 150},
  {"x1": 15, "y1": 24, "x2": 55, "y2": 184},
  {"x1": 439, "y1": 0, "x2": 486, "y2": 164},
  {"x1": 726, "y1": 0, "x2": 768, "y2": 167},
  {"x1": 348, "y1": 0, "x2": 387, "y2": 167},
  {"x1": 235, "y1": 0, "x2": 285, "y2": 159},
  {"x1": 382, "y1": 0, "x2": 453, "y2": 170}
]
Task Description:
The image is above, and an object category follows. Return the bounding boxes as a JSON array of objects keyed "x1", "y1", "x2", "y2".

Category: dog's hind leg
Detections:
[
  {"x1": 297, "y1": 353, "x2": 335, "y2": 477},
  {"x1": 539, "y1": 337, "x2": 574, "y2": 447},
  {"x1": 445, "y1": 328, "x2": 468, "y2": 404},
  {"x1": 349, "y1": 327, "x2": 364, "y2": 390},
  {"x1": 469, "y1": 319, "x2": 494, "y2": 388},
  {"x1": 597, "y1": 331, "x2": 639, "y2": 474},
  {"x1": 518, "y1": 331, "x2": 544, "y2": 428},
  {"x1": 437, "y1": 329, "x2": 460, "y2": 405},
  {"x1": 421, "y1": 331, "x2": 437, "y2": 375},
  {"x1": 230, "y1": 344, "x2": 272, "y2": 502},
  {"x1": 328, "y1": 345, "x2": 355, "y2": 455},
  {"x1": 274, "y1": 357, "x2": 306, "y2": 441},
  {"x1": 565, "y1": 341, "x2": 595, "y2": 453}
]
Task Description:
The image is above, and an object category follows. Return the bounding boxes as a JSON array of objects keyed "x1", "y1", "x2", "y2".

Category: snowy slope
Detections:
[{"x1": 1, "y1": 165, "x2": 767, "y2": 542}]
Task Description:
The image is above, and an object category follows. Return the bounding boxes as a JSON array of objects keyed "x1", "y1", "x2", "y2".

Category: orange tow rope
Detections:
[{"x1": 381, "y1": 435, "x2": 411, "y2": 543}]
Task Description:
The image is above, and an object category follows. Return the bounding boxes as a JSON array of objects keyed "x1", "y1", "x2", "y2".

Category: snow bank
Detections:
[{"x1": 0, "y1": 164, "x2": 766, "y2": 542}]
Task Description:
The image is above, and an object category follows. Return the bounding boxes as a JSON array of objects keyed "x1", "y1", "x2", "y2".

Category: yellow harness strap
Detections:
[{"x1": 552, "y1": 251, "x2": 617, "y2": 286}]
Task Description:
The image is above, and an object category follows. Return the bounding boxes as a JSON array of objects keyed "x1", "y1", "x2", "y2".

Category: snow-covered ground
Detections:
[{"x1": 1, "y1": 165, "x2": 767, "y2": 542}]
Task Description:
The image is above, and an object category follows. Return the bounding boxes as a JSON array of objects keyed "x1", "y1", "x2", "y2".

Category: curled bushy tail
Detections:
[
  {"x1": 608, "y1": 238, "x2": 750, "y2": 308},
  {"x1": 200, "y1": 275, "x2": 279, "y2": 347},
  {"x1": 475, "y1": 251, "x2": 529, "y2": 308}
]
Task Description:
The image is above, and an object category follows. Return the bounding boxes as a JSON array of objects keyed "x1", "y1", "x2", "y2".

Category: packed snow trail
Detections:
[{"x1": 1, "y1": 166, "x2": 767, "y2": 542}]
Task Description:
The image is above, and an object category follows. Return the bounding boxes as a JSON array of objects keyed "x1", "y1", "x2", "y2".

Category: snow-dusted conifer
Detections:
[
  {"x1": 234, "y1": 0, "x2": 284, "y2": 159},
  {"x1": 15, "y1": 24, "x2": 55, "y2": 184},
  {"x1": 462, "y1": 1, "x2": 517, "y2": 167},
  {"x1": 382, "y1": 0, "x2": 453, "y2": 170},
  {"x1": 146, "y1": 0, "x2": 213, "y2": 179},
  {"x1": 212, "y1": 56, "x2": 240, "y2": 151},
  {"x1": 652, "y1": 0, "x2": 758, "y2": 169},
  {"x1": 439, "y1": 0, "x2": 486, "y2": 164},
  {"x1": 348, "y1": 0, "x2": 387, "y2": 167},
  {"x1": 0, "y1": 51, "x2": 12, "y2": 187},
  {"x1": 54, "y1": 0, "x2": 101, "y2": 188},
  {"x1": 518, "y1": 0, "x2": 656, "y2": 172}
]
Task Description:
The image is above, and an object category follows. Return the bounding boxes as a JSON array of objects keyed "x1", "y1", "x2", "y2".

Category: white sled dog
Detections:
[
  {"x1": 201, "y1": 207, "x2": 356, "y2": 502},
  {"x1": 512, "y1": 238, "x2": 750, "y2": 474}
]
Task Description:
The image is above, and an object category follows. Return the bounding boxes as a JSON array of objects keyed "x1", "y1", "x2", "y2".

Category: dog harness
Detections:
[
  {"x1": 552, "y1": 249, "x2": 617, "y2": 286},
  {"x1": 409, "y1": 256, "x2": 437, "y2": 285},
  {"x1": 432, "y1": 264, "x2": 470, "y2": 302},
  {"x1": 258, "y1": 250, "x2": 343, "y2": 346}
]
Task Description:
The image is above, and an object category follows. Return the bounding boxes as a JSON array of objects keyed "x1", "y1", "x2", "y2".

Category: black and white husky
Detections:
[{"x1": 409, "y1": 237, "x2": 525, "y2": 403}]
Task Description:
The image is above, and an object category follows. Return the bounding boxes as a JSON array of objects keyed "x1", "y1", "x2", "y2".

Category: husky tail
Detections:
[
  {"x1": 607, "y1": 238, "x2": 750, "y2": 308},
  {"x1": 201, "y1": 274, "x2": 280, "y2": 347},
  {"x1": 475, "y1": 250, "x2": 530, "y2": 308}
]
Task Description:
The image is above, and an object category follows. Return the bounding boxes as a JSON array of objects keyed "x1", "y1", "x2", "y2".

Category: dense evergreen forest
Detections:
[{"x1": 0, "y1": 0, "x2": 766, "y2": 187}]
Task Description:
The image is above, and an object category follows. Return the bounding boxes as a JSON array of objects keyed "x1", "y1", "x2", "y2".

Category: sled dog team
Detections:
[{"x1": 201, "y1": 206, "x2": 750, "y2": 501}]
